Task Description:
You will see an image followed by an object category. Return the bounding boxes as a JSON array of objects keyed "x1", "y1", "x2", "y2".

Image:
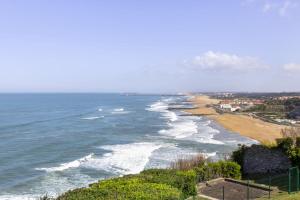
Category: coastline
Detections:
[{"x1": 185, "y1": 95, "x2": 287, "y2": 145}]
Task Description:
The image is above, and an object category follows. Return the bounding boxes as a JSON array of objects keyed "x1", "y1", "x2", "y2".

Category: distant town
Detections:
[{"x1": 206, "y1": 92, "x2": 300, "y2": 125}]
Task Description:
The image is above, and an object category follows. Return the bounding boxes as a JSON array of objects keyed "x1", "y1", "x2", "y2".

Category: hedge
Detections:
[
  {"x1": 139, "y1": 169, "x2": 197, "y2": 198},
  {"x1": 195, "y1": 161, "x2": 241, "y2": 182},
  {"x1": 57, "y1": 177, "x2": 181, "y2": 200},
  {"x1": 55, "y1": 161, "x2": 240, "y2": 200}
]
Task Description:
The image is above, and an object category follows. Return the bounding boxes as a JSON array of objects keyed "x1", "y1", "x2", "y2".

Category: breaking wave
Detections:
[
  {"x1": 81, "y1": 116, "x2": 104, "y2": 120},
  {"x1": 36, "y1": 154, "x2": 94, "y2": 172}
]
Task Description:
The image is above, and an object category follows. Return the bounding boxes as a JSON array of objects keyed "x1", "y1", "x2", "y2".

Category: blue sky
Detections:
[{"x1": 0, "y1": 0, "x2": 299, "y2": 93}]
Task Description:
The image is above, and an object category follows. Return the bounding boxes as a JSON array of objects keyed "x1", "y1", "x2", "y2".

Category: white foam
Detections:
[
  {"x1": 162, "y1": 111, "x2": 178, "y2": 122},
  {"x1": 159, "y1": 116, "x2": 223, "y2": 144},
  {"x1": 148, "y1": 99, "x2": 223, "y2": 144},
  {"x1": 81, "y1": 116, "x2": 103, "y2": 120},
  {"x1": 159, "y1": 120, "x2": 198, "y2": 139},
  {"x1": 84, "y1": 142, "x2": 161, "y2": 175},
  {"x1": 192, "y1": 125, "x2": 224, "y2": 145},
  {"x1": 203, "y1": 152, "x2": 217, "y2": 158},
  {"x1": 35, "y1": 142, "x2": 162, "y2": 175},
  {"x1": 0, "y1": 195, "x2": 38, "y2": 200},
  {"x1": 147, "y1": 100, "x2": 178, "y2": 122},
  {"x1": 146, "y1": 101, "x2": 168, "y2": 112},
  {"x1": 111, "y1": 108, "x2": 130, "y2": 114},
  {"x1": 0, "y1": 195, "x2": 39, "y2": 200},
  {"x1": 98, "y1": 108, "x2": 102, "y2": 112},
  {"x1": 2, "y1": 171, "x2": 96, "y2": 199},
  {"x1": 36, "y1": 154, "x2": 94, "y2": 172},
  {"x1": 114, "y1": 108, "x2": 124, "y2": 112}
]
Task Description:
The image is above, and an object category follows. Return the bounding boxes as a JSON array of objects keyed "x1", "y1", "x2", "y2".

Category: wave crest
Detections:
[{"x1": 36, "y1": 154, "x2": 94, "y2": 172}]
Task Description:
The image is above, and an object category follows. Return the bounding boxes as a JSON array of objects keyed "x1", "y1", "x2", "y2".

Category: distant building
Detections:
[
  {"x1": 220, "y1": 104, "x2": 232, "y2": 110},
  {"x1": 231, "y1": 105, "x2": 241, "y2": 112},
  {"x1": 220, "y1": 104, "x2": 240, "y2": 112}
]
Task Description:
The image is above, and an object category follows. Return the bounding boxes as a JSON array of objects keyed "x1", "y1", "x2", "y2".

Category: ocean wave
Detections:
[
  {"x1": 114, "y1": 108, "x2": 124, "y2": 112},
  {"x1": 192, "y1": 125, "x2": 224, "y2": 145},
  {"x1": 203, "y1": 152, "x2": 217, "y2": 158},
  {"x1": 146, "y1": 100, "x2": 179, "y2": 122},
  {"x1": 159, "y1": 115, "x2": 224, "y2": 144},
  {"x1": 35, "y1": 154, "x2": 94, "y2": 172},
  {"x1": 111, "y1": 108, "x2": 130, "y2": 114},
  {"x1": 2, "y1": 172, "x2": 96, "y2": 199},
  {"x1": 149, "y1": 98, "x2": 223, "y2": 144},
  {"x1": 81, "y1": 116, "x2": 104, "y2": 120},
  {"x1": 159, "y1": 120, "x2": 198, "y2": 139},
  {"x1": 146, "y1": 101, "x2": 168, "y2": 112},
  {"x1": 35, "y1": 142, "x2": 162, "y2": 175},
  {"x1": 98, "y1": 108, "x2": 102, "y2": 112},
  {"x1": 0, "y1": 194, "x2": 37, "y2": 200},
  {"x1": 84, "y1": 142, "x2": 162, "y2": 175},
  {"x1": 162, "y1": 111, "x2": 178, "y2": 122}
]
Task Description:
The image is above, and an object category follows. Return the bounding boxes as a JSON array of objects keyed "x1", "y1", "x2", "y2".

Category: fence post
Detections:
[
  {"x1": 222, "y1": 185, "x2": 225, "y2": 200},
  {"x1": 289, "y1": 168, "x2": 291, "y2": 194},
  {"x1": 114, "y1": 190, "x2": 118, "y2": 200},
  {"x1": 247, "y1": 180, "x2": 249, "y2": 200},
  {"x1": 268, "y1": 171, "x2": 271, "y2": 199},
  {"x1": 297, "y1": 167, "x2": 299, "y2": 191}
]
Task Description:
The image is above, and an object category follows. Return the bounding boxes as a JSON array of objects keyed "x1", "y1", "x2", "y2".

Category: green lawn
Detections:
[{"x1": 259, "y1": 192, "x2": 300, "y2": 200}]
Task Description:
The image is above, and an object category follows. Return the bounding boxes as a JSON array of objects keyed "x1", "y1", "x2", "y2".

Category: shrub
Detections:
[
  {"x1": 57, "y1": 177, "x2": 181, "y2": 200},
  {"x1": 170, "y1": 154, "x2": 206, "y2": 170},
  {"x1": 285, "y1": 147, "x2": 300, "y2": 168},
  {"x1": 231, "y1": 144, "x2": 247, "y2": 171},
  {"x1": 296, "y1": 137, "x2": 300, "y2": 148},
  {"x1": 277, "y1": 137, "x2": 294, "y2": 151},
  {"x1": 140, "y1": 169, "x2": 197, "y2": 198},
  {"x1": 220, "y1": 161, "x2": 241, "y2": 179},
  {"x1": 57, "y1": 188, "x2": 106, "y2": 200},
  {"x1": 195, "y1": 161, "x2": 241, "y2": 182}
]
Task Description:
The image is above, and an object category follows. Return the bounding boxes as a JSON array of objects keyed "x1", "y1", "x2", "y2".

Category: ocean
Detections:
[{"x1": 0, "y1": 94, "x2": 256, "y2": 199}]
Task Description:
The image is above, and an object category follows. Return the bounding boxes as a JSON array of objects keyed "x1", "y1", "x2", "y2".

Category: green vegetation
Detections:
[
  {"x1": 231, "y1": 144, "x2": 247, "y2": 172},
  {"x1": 259, "y1": 192, "x2": 300, "y2": 200},
  {"x1": 55, "y1": 169, "x2": 196, "y2": 200},
  {"x1": 243, "y1": 97, "x2": 300, "y2": 122},
  {"x1": 58, "y1": 177, "x2": 181, "y2": 200},
  {"x1": 195, "y1": 161, "x2": 241, "y2": 182},
  {"x1": 139, "y1": 169, "x2": 197, "y2": 198},
  {"x1": 53, "y1": 158, "x2": 240, "y2": 200}
]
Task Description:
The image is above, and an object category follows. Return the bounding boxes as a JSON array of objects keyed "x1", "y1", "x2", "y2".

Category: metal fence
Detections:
[{"x1": 196, "y1": 167, "x2": 300, "y2": 200}]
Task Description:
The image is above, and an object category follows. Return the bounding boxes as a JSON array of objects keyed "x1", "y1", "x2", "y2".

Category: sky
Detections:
[{"x1": 0, "y1": 0, "x2": 300, "y2": 93}]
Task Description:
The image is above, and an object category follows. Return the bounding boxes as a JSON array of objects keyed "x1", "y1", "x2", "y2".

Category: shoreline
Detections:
[{"x1": 185, "y1": 95, "x2": 287, "y2": 145}]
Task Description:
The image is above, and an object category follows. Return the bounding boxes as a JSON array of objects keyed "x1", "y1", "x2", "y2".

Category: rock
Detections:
[{"x1": 243, "y1": 145, "x2": 291, "y2": 175}]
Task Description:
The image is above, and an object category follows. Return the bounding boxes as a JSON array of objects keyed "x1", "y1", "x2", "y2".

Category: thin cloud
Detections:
[
  {"x1": 283, "y1": 63, "x2": 300, "y2": 72},
  {"x1": 278, "y1": 0, "x2": 295, "y2": 16},
  {"x1": 263, "y1": 2, "x2": 277, "y2": 13},
  {"x1": 192, "y1": 51, "x2": 268, "y2": 71},
  {"x1": 247, "y1": 0, "x2": 298, "y2": 17}
]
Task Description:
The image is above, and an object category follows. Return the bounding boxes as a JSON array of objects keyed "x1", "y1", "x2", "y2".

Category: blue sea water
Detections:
[{"x1": 0, "y1": 94, "x2": 256, "y2": 199}]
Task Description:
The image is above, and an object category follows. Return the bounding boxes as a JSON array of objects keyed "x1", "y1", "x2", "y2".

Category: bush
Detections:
[
  {"x1": 231, "y1": 145, "x2": 247, "y2": 171},
  {"x1": 277, "y1": 137, "x2": 294, "y2": 151},
  {"x1": 195, "y1": 161, "x2": 241, "y2": 182},
  {"x1": 170, "y1": 154, "x2": 206, "y2": 171},
  {"x1": 285, "y1": 147, "x2": 300, "y2": 167},
  {"x1": 220, "y1": 161, "x2": 241, "y2": 179},
  {"x1": 57, "y1": 188, "x2": 106, "y2": 200},
  {"x1": 140, "y1": 169, "x2": 197, "y2": 198},
  {"x1": 57, "y1": 177, "x2": 181, "y2": 200},
  {"x1": 296, "y1": 137, "x2": 300, "y2": 148}
]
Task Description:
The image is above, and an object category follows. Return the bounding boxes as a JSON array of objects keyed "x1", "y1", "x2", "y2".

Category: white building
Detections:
[{"x1": 220, "y1": 104, "x2": 240, "y2": 112}]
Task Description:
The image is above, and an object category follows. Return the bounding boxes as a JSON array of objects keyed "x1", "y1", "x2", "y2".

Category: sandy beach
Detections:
[{"x1": 186, "y1": 95, "x2": 287, "y2": 145}]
